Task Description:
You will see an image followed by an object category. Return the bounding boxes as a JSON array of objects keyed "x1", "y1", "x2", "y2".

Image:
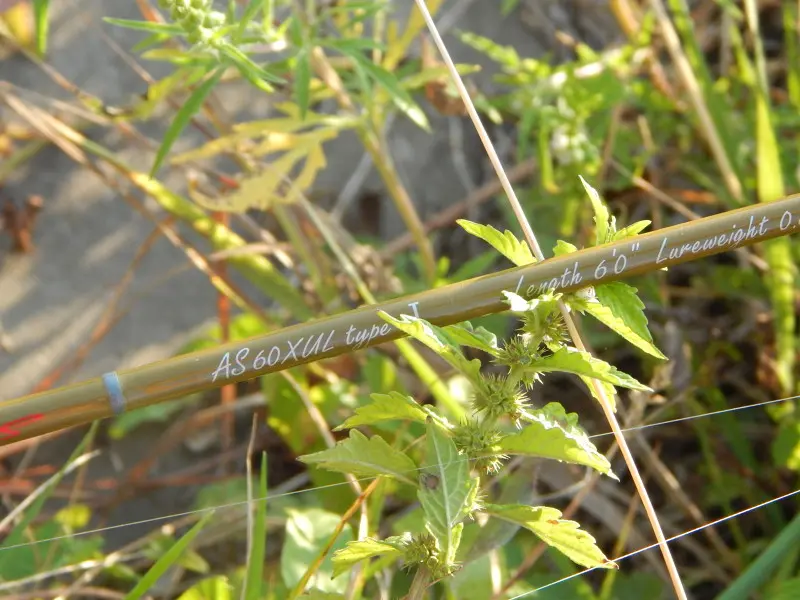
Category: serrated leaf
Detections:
[
  {"x1": 612, "y1": 220, "x2": 651, "y2": 240},
  {"x1": 553, "y1": 240, "x2": 578, "y2": 256},
  {"x1": 150, "y1": 67, "x2": 224, "y2": 177},
  {"x1": 571, "y1": 282, "x2": 666, "y2": 359},
  {"x1": 334, "y1": 392, "x2": 429, "y2": 430},
  {"x1": 483, "y1": 504, "x2": 616, "y2": 569},
  {"x1": 579, "y1": 175, "x2": 615, "y2": 245},
  {"x1": 499, "y1": 403, "x2": 614, "y2": 476},
  {"x1": 418, "y1": 419, "x2": 476, "y2": 566},
  {"x1": 526, "y1": 347, "x2": 650, "y2": 391},
  {"x1": 298, "y1": 429, "x2": 417, "y2": 485},
  {"x1": 378, "y1": 312, "x2": 482, "y2": 381},
  {"x1": 457, "y1": 219, "x2": 535, "y2": 266},
  {"x1": 191, "y1": 130, "x2": 334, "y2": 212},
  {"x1": 443, "y1": 322, "x2": 500, "y2": 356},
  {"x1": 578, "y1": 376, "x2": 619, "y2": 413},
  {"x1": 330, "y1": 535, "x2": 407, "y2": 578}
]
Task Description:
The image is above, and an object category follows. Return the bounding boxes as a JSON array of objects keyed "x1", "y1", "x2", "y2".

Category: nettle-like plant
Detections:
[{"x1": 298, "y1": 182, "x2": 666, "y2": 595}]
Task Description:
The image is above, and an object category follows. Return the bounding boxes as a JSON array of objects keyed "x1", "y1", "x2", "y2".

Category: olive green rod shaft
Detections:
[{"x1": 1, "y1": 195, "x2": 799, "y2": 445}]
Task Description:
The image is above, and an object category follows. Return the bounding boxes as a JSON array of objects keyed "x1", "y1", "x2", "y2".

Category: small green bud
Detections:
[
  {"x1": 190, "y1": 0, "x2": 209, "y2": 8},
  {"x1": 204, "y1": 11, "x2": 226, "y2": 28}
]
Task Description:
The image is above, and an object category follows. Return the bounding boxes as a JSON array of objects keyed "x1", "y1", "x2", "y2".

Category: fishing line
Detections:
[
  {"x1": 509, "y1": 487, "x2": 800, "y2": 599},
  {"x1": 0, "y1": 391, "x2": 795, "y2": 556}
]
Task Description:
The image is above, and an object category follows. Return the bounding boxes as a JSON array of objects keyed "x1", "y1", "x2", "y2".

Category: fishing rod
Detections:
[{"x1": 1, "y1": 195, "x2": 799, "y2": 445}]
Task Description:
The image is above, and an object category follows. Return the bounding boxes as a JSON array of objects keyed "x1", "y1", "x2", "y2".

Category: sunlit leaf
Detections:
[
  {"x1": 190, "y1": 129, "x2": 334, "y2": 212},
  {"x1": 526, "y1": 346, "x2": 650, "y2": 391},
  {"x1": 331, "y1": 536, "x2": 407, "y2": 578},
  {"x1": 281, "y1": 508, "x2": 353, "y2": 594},
  {"x1": 378, "y1": 312, "x2": 482, "y2": 381},
  {"x1": 334, "y1": 391, "x2": 429, "y2": 430},
  {"x1": 553, "y1": 240, "x2": 578, "y2": 256},
  {"x1": 483, "y1": 504, "x2": 616, "y2": 569},
  {"x1": 571, "y1": 281, "x2": 666, "y2": 359},
  {"x1": 457, "y1": 219, "x2": 535, "y2": 266},
  {"x1": 31, "y1": 0, "x2": 49, "y2": 55},
  {"x1": 579, "y1": 175, "x2": 615, "y2": 245},
  {"x1": 443, "y1": 322, "x2": 501, "y2": 356},
  {"x1": 499, "y1": 403, "x2": 614, "y2": 477},
  {"x1": 177, "y1": 576, "x2": 232, "y2": 600},
  {"x1": 612, "y1": 220, "x2": 651, "y2": 241},
  {"x1": 298, "y1": 429, "x2": 418, "y2": 486}
]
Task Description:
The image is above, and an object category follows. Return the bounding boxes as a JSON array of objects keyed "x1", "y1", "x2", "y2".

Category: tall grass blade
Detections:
[
  {"x1": 124, "y1": 511, "x2": 216, "y2": 600},
  {"x1": 243, "y1": 453, "x2": 268, "y2": 600},
  {"x1": 150, "y1": 67, "x2": 224, "y2": 177}
]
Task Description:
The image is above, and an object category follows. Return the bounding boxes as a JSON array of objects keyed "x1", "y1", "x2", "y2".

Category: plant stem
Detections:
[
  {"x1": 407, "y1": 566, "x2": 432, "y2": 600},
  {"x1": 307, "y1": 45, "x2": 437, "y2": 284}
]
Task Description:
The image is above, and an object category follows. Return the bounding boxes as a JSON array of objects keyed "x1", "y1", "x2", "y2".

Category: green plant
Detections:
[{"x1": 296, "y1": 182, "x2": 665, "y2": 597}]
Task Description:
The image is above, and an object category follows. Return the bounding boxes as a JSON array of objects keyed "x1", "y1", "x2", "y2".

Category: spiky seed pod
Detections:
[
  {"x1": 452, "y1": 421, "x2": 507, "y2": 475},
  {"x1": 471, "y1": 373, "x2": 529, "y2": 426}
]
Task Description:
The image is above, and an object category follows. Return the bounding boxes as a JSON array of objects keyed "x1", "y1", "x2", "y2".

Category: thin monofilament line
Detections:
[
  {"x1": 411, "y1": 1, "x2": 686, "y2": 597},
  {"x1": 509, "y1": 487, "x2": 800, "y2": 599},
  {"x1": 0, "y1": 391, "x2": 795, "y2": 562}
]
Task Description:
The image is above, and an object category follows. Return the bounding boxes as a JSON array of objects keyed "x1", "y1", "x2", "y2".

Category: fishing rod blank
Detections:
[{"x1": 0, "y1": 195, "x2": 798, "y2": 445}]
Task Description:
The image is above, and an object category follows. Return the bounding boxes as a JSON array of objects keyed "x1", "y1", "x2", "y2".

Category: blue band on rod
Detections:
[{"x1": 101, "y1": 372, "x2": 127, "y2": 415}]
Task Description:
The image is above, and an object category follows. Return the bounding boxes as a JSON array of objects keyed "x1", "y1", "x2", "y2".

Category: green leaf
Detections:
[
  {"x1": 553, "y1": 240, "x2": 578, "y2": 256},
  {"x1": 177, "y1": 576, "x2": 232, "y2": 600},
  {"x1": 334, "y1": 391, "x2": 429, "y2": 430},
  {"x1": 526, "y1": 347, "x2": 650, "y2": 391},
  {"x1": 31, "y1": 0, "x2": 49, "y2": 55},
  {"x1": 244, "y1": 453, "x2": 268, "y2": 600},
  {"x1": 482, "y1": 504, "x2": 616, "y2": 569},
  {"x1": 236, "y1": 0, "x2": 264, "y2": 40},
  {"x1": 103, "y1": 17, "x2": 184, "y2": 36},
  {"x1": 571, "y1": 282, "x2": 666, "y2": 359},
  {"x1": 125, "y1": 512, "x2": 215, "y2": 600},
  {"x1": 502, "y1": 290, "x2": 561, "y2": 313},
  {"x1": 342, "y1": 50, "x2": 429, "y2": 130},
  {"x1": 457, "y1": 219, "x2": 535, "y2": 266},
  {"x1": 295, "y1": 49, "x2": 311, "y2": 120},
  {"x1": 331, "y1": 536, "x2": 407, "y2": 578},
  {"x1": 443, "y1": 322, "x2": 501, "y2": 356},
  {"x1": 579, "y1": 175, "x2": 615, "y2": 245},
  {"x1": 298, "y1": 429, "x2": 418, "y2": 486},
  {"x1": 281, "y1": 508, "x2": 353, "y2": 595},
  {"x1": 612, "y1": 220, "x2": 651, "y2": 241},
  {"x1": 499, "y1": 403, "x2": 614, "y2": 476},
  {"x1": 150, "y1": 67, "x2": 224, "y2": 177},
  {"x1": 110, "y1": 397, "x2": 191, "y2": 439},
  {"x1": 754, "y1": 73, "x2": 795, "y2": 394},
  {"x1": 765, "y1": 579, "x2": 800, "y2": 600},
  {"x1": 418, "y1": 419, "x2": 478, "y2": 566},
  {"x1": 378, "y1": 312, "x2": 482, "y2": 381}
]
